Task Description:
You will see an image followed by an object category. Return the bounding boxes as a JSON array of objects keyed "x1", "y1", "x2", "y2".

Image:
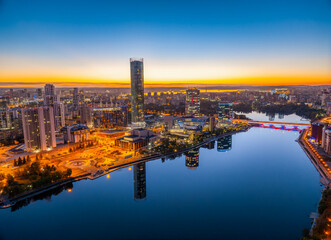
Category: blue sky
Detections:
[{"x1": 0, "y1": 0, "x2": 330, "y2": 86}]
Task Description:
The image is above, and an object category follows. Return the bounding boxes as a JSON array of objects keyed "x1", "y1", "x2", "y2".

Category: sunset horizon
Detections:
[{"x1": 1, "y1": 1, "x2": 331, "y2": 240}]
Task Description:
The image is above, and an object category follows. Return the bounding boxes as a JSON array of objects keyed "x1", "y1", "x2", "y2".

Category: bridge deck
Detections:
[{"x1": 236, "y1": 120, "x2": 310, "y2": 126}]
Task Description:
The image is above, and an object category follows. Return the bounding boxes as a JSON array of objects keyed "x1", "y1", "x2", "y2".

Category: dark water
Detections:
[{"x1": 0, "y1": 128, "x2": 322, "y2": 240}]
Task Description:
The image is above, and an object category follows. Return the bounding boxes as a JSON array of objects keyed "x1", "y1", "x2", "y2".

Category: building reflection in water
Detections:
[
  {"x1": 185, "y1": 148, "x2": 200, "y2": 169},
  {"x1": 133, "y1": 162, "x2": 146, "y2": 200},
  {"x1": 202, "y1": 141, "x2": 215, "y2": 150},
  {"x1": 217, "y1": 135, "x2": 232, "y2": 152},
  {"x1": 267, "y1": 113, "x2": 275, "y2": 121}
]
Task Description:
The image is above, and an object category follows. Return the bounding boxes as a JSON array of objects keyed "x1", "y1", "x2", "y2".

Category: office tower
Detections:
[
  {"x1": 73, "y1": 88, "x2": 79, "y2": 109},
  {"x1": 185, "y1": 148, "x2": 200, "y2": 169},
  {"x1": 134, "y1": 162, "x2": 146, "y2": 200},
  {"x1": 130, "y1": 58, "x2": 144, "y2": 123},
  {"x1": 37, "y1": 88, "x2": 43, "y2": 99},
  {"x1": 209, "y1": 116, "x2": 216, "y2": 132},
  {"x1": 9, "y1": 89, "x2": 14, "y2": 98},
  {"x1": 217, "y1": 135, "x2": 232, "y2": 152},
  {"x1": 79, "y1": 104, "x2": 93, "y2": 128},
  {"x1": 185, "y1": 88, "x2": 200, "y2": 117},
  {"x1": 0, "y1": 110, "x2": 15, "y2": 129},
  {"x1": 54, "y1": 103, "x2": 65, "y2": 130},
  {"x1": 321, "y1": 90, "x2": 329, "y2": 107},
  {"x1": 218, "y1": 102, "x2": 233, "y2": 122},
  {"x1": 44, "y1": 84, "x2": 55, "y2": 96},
  {"x1": 44, "y1": 84, "x2": 58, "y2": 107},
  {"x1": 22, "y1": 107, "x2": 56, "y2": 152},
  {"x1": 44, "y1": 84, "x2": 63, "y2": 130}
]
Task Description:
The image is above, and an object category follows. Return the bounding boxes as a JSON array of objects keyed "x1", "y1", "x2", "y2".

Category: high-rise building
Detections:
[
  {"x1": 54, "y1": 103, "x2": 65, "y2": 130},
  {"x1": 44, "y1": 84, "x2": 58, "y2": 107},
  {"x1": 44, "y1": 84, "x2": 55, "y2": 96},
  {"x1": 134, "y1": 162, "x2": 146, "y2": 200},
  {"x1": 73, "y1": 88, "x2": 79, "y2": 109},
  {"x1": 37, "y1": 88, "x2": 43, "y2": 99},
  {"x1": 22, "y1": 107, "x2": 56, "y2": 152},
  {"x1": 218, "y1": 102, "x2": 233, "y2": 122},
  {"x1": 185, "y1": 88, "x2": 200, "y2": 117},
  {"x1": 0, "y1": 110, "x2": 15, "y2": 129},
  {"x1": 43, "y1": 84, "x2": 64, "y2": 131},
  {"x1": 208, "y1": 116, "x2": 216, "y2": 132},
  {"x1": 79, "y1": 104, "x2": 93, "y2": 128},
  {"x1": 130, "y1": 58, "x2": 144, "y2": 123}
]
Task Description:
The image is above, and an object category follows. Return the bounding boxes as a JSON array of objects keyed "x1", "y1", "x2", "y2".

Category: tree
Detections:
[
  {"x1": 0, "y1": 173, "x2": 5, "y2": 180},
  {"x1": 29, "y1": 161, "x2": 41, "y2": 176},
  {"x1": 6, "y1": 174, "x2": 16, "y2": 186},
  {"x1": 65, "y1": 168, "x2": 72, "y2": 177},
  {"x1": 26, "y1": 155, "x2": 31, "y2": 162},
  {"x1": 14, "y1": 159, "x2": 17, "y2": 166},
  {"x1": 18, "y1": 157, "x2": 22, "y2": 166}
]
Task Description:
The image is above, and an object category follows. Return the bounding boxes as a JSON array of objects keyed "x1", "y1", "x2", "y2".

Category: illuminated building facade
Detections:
[
  {"x1": 311, "y1": 122, "x2": 326, "y2": 143},
  {"x1": 115, "y1": 128, "x2": 157, "y2": 151},
  {"x1": 93, "y1": 106, "x2": 128, "y2": 128},
  {"x1": 22, "y1": 107, "x2": 56, "y2": 152},
  {"x1": 217, "y1": 135, "x2": 232, "y2": 152},
  {"x1": 130, "y1": 58, "x2": 144, "y2": 123},
  {"x1": 73, "y1": 88, "x2": 80, "y2": 110},
  {"x1": 0, "y1": 110, "x2": 16, "y2": 129},
  {"x1": 44, "y1": 84, "x2": 58, "y2": 107},
  {"x1": 61, "y1": 124, "x2": 90, "y2": 143},
  {"x1": 134, "y1": 162, "x2": 146, "y2": 200},
  {"x1": 218, "y1": 102, "x2": 233, "y2": 122},
  {"x1": 79, "y1": 104, "x2": 93, "y2": 128},
  {"x1": 321, "y1": 127, "x2": 331, "y2": 155},
  {"x1": 185, "y1": 88, "x2": 200, "y2": 117}
]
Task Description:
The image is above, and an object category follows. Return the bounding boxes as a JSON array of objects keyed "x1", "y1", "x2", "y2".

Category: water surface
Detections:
[{"x1": 0, "y1": 128, "x2": 322, "y2": 240}]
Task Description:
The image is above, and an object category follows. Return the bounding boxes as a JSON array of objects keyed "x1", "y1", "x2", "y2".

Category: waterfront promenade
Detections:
[{"x1": 298, "y1": 128, "x2": 331, "y2": 183}]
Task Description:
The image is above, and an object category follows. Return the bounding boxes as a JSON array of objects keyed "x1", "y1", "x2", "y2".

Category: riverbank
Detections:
[
  {"x1": 298, "y1": 129, "x2": 331, "y2": 182},
  {"x1": 0, "y1": 126, "x2": 250, "y2": 209},
  {"x1": 298, "y1": 128, "x2": 331, "y2": 240}
]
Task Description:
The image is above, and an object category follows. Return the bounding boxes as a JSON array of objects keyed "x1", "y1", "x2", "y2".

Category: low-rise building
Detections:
[
  {"x1": 115, "y1": 128, "x2": 158, "y2": 151},
  {"x1": 61, "y1": 124, "x2": 90, "y2": 143}
]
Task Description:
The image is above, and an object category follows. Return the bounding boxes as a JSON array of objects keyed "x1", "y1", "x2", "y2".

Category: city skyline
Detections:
[{"x1": 1, "y1": 0, "x2": 331, "y2": 87}]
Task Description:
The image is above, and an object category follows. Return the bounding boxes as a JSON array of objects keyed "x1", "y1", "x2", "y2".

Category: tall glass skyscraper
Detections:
[
  {"x1": 130, "y1": 58, "x2": 144, "y2": 123},
  {"x1": 218, "y1": 102, "x2": 233, "y2": 122},
  {"x1": 185, "y1": 88, "x2": 200, "y2": 117}
]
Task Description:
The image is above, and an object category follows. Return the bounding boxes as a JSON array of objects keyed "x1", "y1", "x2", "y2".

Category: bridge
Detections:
[
  {"x1": 234, "y1": 119, "x2": 310, "y2": 131},
  {"x1": 234, "y1": 119, "x2": 310, "y2": 126}
]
